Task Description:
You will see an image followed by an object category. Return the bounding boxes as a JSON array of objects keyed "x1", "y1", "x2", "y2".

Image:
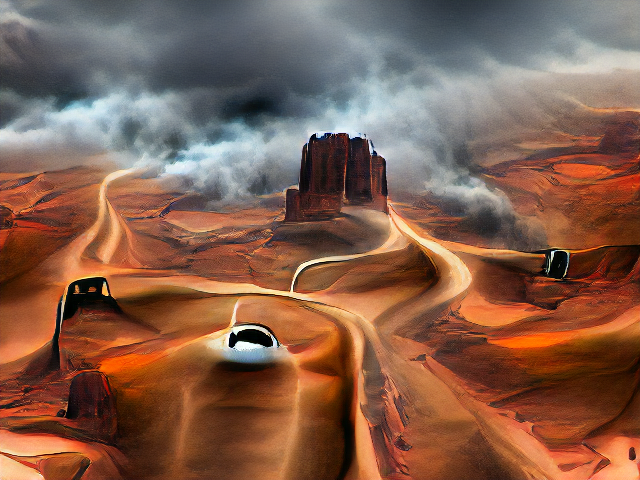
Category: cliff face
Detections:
[
  {"x1": 302, "y1": 133, "x2": 350, "y2": 195},
  {"x1": 370, "y1": 154, "x2": 388, "y2": 213},
  {"x1": 598, "y1": 113, "x2": 640, "y2": 156},
  {"x1": 345, "y1": 137, "x2": 372, "y2": 203},
  {"x1": 286, "y1": 133, "x2": 388, "y2": 221}
]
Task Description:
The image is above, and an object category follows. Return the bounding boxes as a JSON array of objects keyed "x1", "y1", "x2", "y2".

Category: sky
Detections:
[{"x1": 1, "y1": 0, "x2": 639, "y2": 246}]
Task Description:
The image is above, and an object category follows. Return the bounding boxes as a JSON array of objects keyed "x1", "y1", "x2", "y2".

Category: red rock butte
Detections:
[{"x1": 285, "y1": 133, "x2": 388, "y2": 221}]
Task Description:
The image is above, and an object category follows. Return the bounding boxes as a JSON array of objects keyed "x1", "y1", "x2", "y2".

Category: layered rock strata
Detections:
[{"x1": 286, "y1": 133, "x2": 388, "y2": 221}]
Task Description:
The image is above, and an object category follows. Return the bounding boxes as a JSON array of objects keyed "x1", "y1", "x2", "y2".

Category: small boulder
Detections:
[
  {"x1": 66, "y1": 371, "x2": 117, "y2": 442},
  {"x1": 0, "y1": 205, "x2": 13, "y2": 229},
  {"x1": 39, "y1": 453, "x2": 91, "y2": 480}
]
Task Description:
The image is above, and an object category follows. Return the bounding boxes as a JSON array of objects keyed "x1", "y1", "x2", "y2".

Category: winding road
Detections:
[{"x1": 1, "y1": 169, "x2": 636, "y2": 480}]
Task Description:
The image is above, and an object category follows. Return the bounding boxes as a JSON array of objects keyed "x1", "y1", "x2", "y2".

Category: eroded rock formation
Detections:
[
  {"x1": 286, "y1": 133, "x2": 388, "y2": 221},
  {"x1": 0, "y1": 205, "x2": 13, "y2": 229},
  {"x1": 598, "y1": 112, "x2": 640, "y2": 156},
  {"x1": 66, "y1": 371, "x2": 117, "y2": 442}
]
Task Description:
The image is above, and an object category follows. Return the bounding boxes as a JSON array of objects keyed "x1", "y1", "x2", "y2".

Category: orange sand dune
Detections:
[{"x1": 1, "y1": 150, "x2": 638, "y2": 480}]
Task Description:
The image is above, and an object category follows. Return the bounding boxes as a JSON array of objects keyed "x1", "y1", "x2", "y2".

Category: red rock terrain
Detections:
[
  {"x1": 393, "y1": 111, "x2": 639, "y2": 250},
  {"x1": 0, "y1": 118, "x2": 638, "y2": 479}
]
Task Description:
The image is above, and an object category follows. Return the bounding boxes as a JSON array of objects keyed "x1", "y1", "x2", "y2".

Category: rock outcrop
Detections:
[
  {"x1": 370, "y1": 153, "x2": 389, "y2": 212},
  {"x1": 598, "y1": 113, "x2": 640, "y2": 156},
  {"x1": 66, "y1": 371, "x2": 117, "y2": 442},
  {"x1": 286, "y1": 133, "x2": 388, "y2": 221},
  {"x1": 0, "y1": 205, "x2": 13, "y2": 229}
]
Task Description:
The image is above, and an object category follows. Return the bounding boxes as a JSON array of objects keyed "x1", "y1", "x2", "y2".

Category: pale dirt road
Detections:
[
  {"x1": 288, "y1": 205, "x2": 561, "y2": 479},
  {"x1": 0, "y1": 168, "x2": 142, "y2": 363},
  {"x1": 293, "y1": 205, "x2": 638, "y2": 480},
  {"x1": 0, "y1": 170, "x2": 385, "y2": 479}
]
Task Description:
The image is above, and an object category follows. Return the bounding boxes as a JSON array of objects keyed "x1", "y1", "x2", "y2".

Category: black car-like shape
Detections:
[
  {"x1": 227, "y1": 323, "x2": 280, "y2": 350},
  {"x1": 221, "y1": 323, "x2": 283, "y2": 364},
  {"x1": 60, "y1": 277, "x2": 118, "y2": 321},
  {"x1": 543, "y1": 249, "x2": 570, "y2": 279},
  {"x1": 51, "y1": 277, "x2": 119, "y2": 370}
]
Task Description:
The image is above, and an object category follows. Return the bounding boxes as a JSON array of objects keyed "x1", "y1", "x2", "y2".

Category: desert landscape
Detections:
[
  {"x1": 1, "y1": 1, "x2": 639, "y2": 479},
  {"x1": 0, "y1": 112, "x2": 638, "y2": 480}
]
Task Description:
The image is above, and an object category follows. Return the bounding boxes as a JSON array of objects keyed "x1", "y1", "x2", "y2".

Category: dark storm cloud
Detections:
[
  {"x1": 4, "y1": 0, "x2": 637, "y2": 105},
  {"x1": 338, "y1": 0, "x2": 640, "y2": 68},
  {"x1": 1, "y1": 0, "x2": 637, "y2": 136},
  {"x1": 1, "y1": 0, "x2": 370, "y2": 108},
  {"x1": 0, "y1": 0, "x2": 639, "y2": 248}
]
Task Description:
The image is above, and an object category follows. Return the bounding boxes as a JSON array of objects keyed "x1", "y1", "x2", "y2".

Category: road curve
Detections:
[
  {"x1": 290, "y1": 213, "x2": 403, "y2": 292},
  {"x1": 0, "y1": 177, "x2": 571, "y2": 480},
  {"x1": 372, "y1": 206, "x2": 472, "y2": 341},
  {"x1": 70, "y1": 169, "x2": 138, "y2": 264}
]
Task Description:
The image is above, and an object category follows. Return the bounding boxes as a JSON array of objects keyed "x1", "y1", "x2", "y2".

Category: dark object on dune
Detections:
[
  {"x1": 222, "y1": 324, "x2": 282, "y2": 365},
  {"x1": 50, "y1": 277, "x2": 120, "y2": 370},
  {"x1": 66, "y1": 371, "x2": 117, "y2": 442},
  {"x1": 227, "y1": 324, "x2": 280, "y2": 350},
  {"x1": 543, "y1": 249, "x2": 570, "y2": 279},
  {"x1": 61, "y1": 277, "x2": 119, "y2": 320}
]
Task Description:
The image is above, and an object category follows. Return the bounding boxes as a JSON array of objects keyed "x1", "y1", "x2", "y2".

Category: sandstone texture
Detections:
[{"x1": 286, "y1": 133, "x2": 388, "y2": 221}]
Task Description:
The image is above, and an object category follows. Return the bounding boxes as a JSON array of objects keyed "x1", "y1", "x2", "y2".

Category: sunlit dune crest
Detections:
[
  {"x1": 491, "y1": 305, "x2": 640, "y2": 349},
  {"x1": 551, "y1": 162, "x2": 614, "y2": 179}
]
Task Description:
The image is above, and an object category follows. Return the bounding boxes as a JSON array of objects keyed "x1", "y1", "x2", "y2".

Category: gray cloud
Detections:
[
  {"x1": 0, "y1": 0, "x2": 639, "y2": 248},
  {"x1": 4, "y1": 1, "x2": 638, "y2": 102}
]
